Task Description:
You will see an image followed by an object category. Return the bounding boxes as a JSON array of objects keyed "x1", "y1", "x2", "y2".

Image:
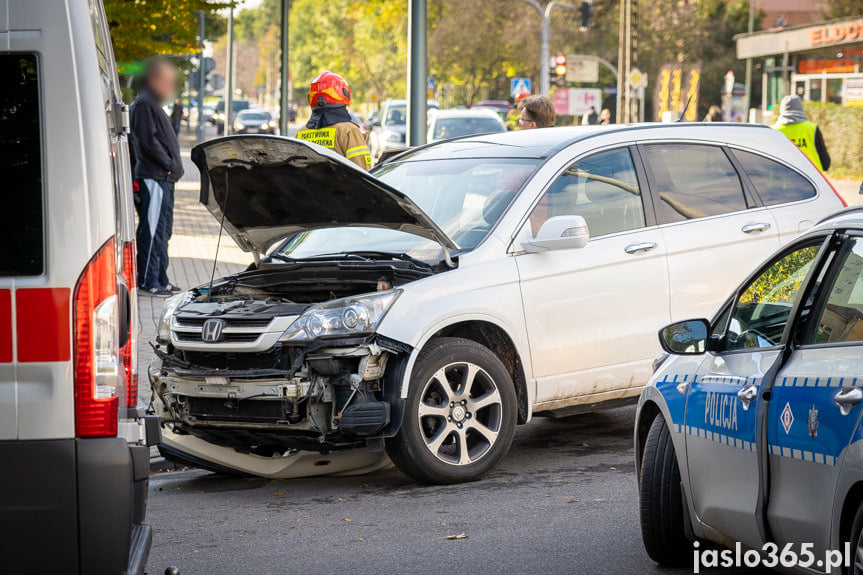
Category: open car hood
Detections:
[{"x1": 191, "y1": 135, "x2": 458, "y2": 256}]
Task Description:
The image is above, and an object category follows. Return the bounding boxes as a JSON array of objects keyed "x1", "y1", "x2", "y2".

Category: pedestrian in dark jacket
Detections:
[
  {"x1": 130, "y1": 56, "x2": 184, "y2": 296},
  {"x1": 171, "y1": 98, "x2": 183, "y2": 135}
]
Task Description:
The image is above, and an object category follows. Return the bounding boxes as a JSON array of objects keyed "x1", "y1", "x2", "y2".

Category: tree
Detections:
[
  {"x1": 824, "y1": 0, "x2": 863, "y2": 19},
  {"x1": 104, "y1": 0, "x2": 232, "y2": 62}
]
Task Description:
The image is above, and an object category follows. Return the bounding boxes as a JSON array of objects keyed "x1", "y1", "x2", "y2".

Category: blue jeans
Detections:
[{"x1": 135, "y1": 179, "x2": 174, "y2": 289}]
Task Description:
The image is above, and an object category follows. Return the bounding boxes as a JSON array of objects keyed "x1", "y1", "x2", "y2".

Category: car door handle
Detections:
[
  {"x1": 624, "y1": 242, "x2": 658, "y2": 254},
  {"x1": 833, "y1": 387, "x2": 863, "y2": 416},
  {"x1": 741, "y1": 222, "x2": 772, "y2": 234},
  {"x1": 737, "y1": 384, "x2": 758, "y2": 411}
]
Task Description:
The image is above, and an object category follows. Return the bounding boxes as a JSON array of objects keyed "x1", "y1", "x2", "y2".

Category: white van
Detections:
[{"x1": 0, "y1": 1, "x2": 156, "y2": 573}]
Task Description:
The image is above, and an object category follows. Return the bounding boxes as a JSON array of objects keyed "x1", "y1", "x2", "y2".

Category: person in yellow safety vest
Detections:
[
  {"x1": 505, "y1": 92, "x2": 531, "y2": 131},
  {"x1": 772, "y1": 95, "x2": 831, "y2": 171},
  {"x1": 297, "y1": 71, "x2": 371, "y2": 170}
]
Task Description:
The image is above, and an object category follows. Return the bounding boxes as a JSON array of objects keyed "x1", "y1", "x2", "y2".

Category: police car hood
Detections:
[{"x1": 191, "y1": 135, "x2": 458, "y2": 255}]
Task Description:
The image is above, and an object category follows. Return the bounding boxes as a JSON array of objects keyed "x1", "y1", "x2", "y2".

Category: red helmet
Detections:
[
  {"x1": 514, "y1": 91, "x2": 531, "y2": 103},
  {"x1": 308, "y1": 71, "x2": 351, "y2": 107}
]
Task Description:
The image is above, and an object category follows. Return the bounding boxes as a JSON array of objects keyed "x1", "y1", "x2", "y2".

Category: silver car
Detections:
[{"x1": 637, "y1": 207, "x2": 863, "y2": 573}]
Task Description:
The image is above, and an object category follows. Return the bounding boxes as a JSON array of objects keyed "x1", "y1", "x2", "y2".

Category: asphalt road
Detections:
[{"x1": 145, "y1": 406, "x2": 772, "y2": 575}]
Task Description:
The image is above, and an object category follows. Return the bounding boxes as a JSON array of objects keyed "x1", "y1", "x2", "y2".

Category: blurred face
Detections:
[
  {"x1": 518, "y1": 112, "x2": 537, "y2": 130},
  {"x1": 147, "y1": 62, "x2": 177, "y2": 102}
]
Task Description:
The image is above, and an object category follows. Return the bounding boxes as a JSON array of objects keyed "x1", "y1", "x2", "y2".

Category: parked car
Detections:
[
  {"x1": 636, "y1": 206, "x2": 863, "y2": 571},
  {"x1": 369, "y1": 99, "x2": 439, "y2": 163},
  {"x1": 427, "y1": 109, "x2": 506, "y2": 143},
  {"x1": 473, "y1": 99, "x2": 512, "y2": 121},
  {"x1": 233, "y1": 109, "x2": 276, "y2": 135},
  {"x1": 0, "y1": 0, "x2": 157, "y2": 573},
  {"x1": 211, "y1": 98, "x2": 250, "y2": 130},
  {"x1": 151, "y1": 124, "x2": 844, "y2": 484}
]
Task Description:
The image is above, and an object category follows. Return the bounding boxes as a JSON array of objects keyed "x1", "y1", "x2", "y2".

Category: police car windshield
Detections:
[{"x1": 273, "y1": 157, "x2": 539, "y2": 264}]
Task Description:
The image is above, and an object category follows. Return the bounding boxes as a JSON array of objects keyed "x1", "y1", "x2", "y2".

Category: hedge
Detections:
[{"x1": 803, "y1": 102, "x2": 863, "y2": 178}]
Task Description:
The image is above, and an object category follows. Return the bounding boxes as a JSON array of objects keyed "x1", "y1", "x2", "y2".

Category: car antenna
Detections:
[
  {"x1": 207, "y1": 169, "x2": 231, "y2": 302},
  {"x1": 675, "y1": 96, "x2": 693, "y2": 123}
]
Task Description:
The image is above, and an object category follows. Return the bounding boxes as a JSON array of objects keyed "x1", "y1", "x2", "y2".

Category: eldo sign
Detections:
[{"x1": 811, "y1": 20, "x2": 863, "y2": 47}]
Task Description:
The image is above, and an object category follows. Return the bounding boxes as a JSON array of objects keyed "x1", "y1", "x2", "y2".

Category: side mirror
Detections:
[
  {"x1": 659, "y1": 319, "x2": 711, "y2": 355},
  {"x1": 522, "y1": 215, "x2": 589, "y2": 253},
  {"x1": 372, "y1": 120, "x2": 382, "y2": 127}
]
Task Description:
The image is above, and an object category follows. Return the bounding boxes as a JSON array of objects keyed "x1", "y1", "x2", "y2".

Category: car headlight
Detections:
[
  {"x1": 268, "y1": 120, "x2": 276, "y2": 128},
  {"x1": 383, "y1": 129, "x2": 403, "y2": 143},
  {"x1": 280, "y1": 290, "x2": 401, "y2": 342},
  {"x1": 260, "y1": 122, "x2": 269, "y2": 129},
  {"x1": 157, "y1": 293, "x2": 186, "y2": 345},
  {"x1": 235, "y1": 122, "x2": 245, "y2": 130}
]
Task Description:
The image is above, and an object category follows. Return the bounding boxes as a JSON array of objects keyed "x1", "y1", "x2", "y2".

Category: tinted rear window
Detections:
[
  {"x1": 732, "y1": 149, "x2": 816, "y2": 206},
  {"x1": 0, "y1": 54, "x2": 43, "y2": 276},
  {"x1": 641, "y1": 144, "x2": 748, "y2": 223}
]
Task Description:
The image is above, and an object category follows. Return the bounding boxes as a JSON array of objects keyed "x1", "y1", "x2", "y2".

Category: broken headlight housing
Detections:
[
  {"x1": 156, "y1": 293, "x2": 186, "y2": 344},
  {"x1": 280, "y1": 290, "x2": 401, "y2": 342}
]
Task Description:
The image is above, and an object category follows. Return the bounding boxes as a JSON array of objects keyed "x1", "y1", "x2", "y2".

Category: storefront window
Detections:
[
  {"x1": 810, "y1": 78, "x2": 823, "y2": 102},
  {"x1": 827, "y1": 78, "x2": 843, "y2": 104}
]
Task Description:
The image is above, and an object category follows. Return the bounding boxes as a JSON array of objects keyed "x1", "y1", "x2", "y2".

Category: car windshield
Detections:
[
  {"x1": 432, "y1": 116, "x2": 505, "y2": 140},
  {"x1": 238, "y1": 111, "x2": 270, "y2": 122},
  {"x1": 275, "y1": 157, "x2": 540, "y2": 263},
  {"x1": 385, "y1": 104, "x2": 406, "y2": 125}
]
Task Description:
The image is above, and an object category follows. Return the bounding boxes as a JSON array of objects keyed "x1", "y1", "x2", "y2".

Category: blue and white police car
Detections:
[{"x1": 636, "y1": 206, "x2": 863, "y2": 573}]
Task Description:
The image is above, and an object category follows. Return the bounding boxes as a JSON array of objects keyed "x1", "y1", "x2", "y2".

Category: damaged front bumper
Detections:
[{"x1": 150, "y1": 334, "x2": 410, "y2": 478}]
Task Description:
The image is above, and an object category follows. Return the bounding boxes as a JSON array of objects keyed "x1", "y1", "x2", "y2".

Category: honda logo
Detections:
[{"x1": 201, "y1": 319, "x2": 225, "y2": 343}]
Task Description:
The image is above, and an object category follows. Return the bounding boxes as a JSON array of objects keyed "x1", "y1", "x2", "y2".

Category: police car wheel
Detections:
[
  {"x1": 639, "y1": 415, "x2": 690, "y2": 565},
  {"x1": 849, "y1": 504, "x2": 863, "y2": 575},
  {"x1": 386, "y1": 338, "x2": 517, "y2": 484}
]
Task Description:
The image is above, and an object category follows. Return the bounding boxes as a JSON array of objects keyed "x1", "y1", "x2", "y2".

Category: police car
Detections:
[{"x1": 636, "y1": 206, "x2": 863, "y2": 573}]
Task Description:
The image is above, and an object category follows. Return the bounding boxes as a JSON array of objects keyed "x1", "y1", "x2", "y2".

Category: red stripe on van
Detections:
[
  {"x1": 16, "y1": 288, "x2": 71, "y2": 363},
  {"x1": 0, "y1": 290, "x2": 11, "y2": 363}
]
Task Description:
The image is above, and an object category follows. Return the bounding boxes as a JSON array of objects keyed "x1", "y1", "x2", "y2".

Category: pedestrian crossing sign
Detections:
[{"x1": 511, "y1": 78, "x2": 531, "y2": 98}]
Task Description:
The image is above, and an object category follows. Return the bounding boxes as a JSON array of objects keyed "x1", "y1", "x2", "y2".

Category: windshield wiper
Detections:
[{"x1": 269, "y1": 251, "x2": 433, "y2": 268}]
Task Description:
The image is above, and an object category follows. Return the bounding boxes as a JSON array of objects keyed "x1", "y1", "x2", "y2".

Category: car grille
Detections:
[{"x1": 171, "y1": 315, "x2": 274, "y2": 345}]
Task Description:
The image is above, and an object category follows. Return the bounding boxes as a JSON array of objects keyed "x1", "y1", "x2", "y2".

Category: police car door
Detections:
[
  {"x1": 685, "y1": 240, "x2": 825, "y2": 548},
  {"x1": 766, "y1": 234, "x2": 863, "y2": 562}
]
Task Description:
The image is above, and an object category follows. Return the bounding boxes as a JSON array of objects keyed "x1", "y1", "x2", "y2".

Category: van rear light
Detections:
[
  {"x1": 74, "y1": 238, "x2": 119, "y2": 437},
  {"x1": 120, "y1": 240, "x2": 139, "y2": 408}
]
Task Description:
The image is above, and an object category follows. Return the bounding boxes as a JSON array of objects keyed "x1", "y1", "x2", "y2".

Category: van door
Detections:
[
  {"x1": 640, "y1": 143, "x2": 782, "y2": 321},
  {"x1": 515, "y1": 146, "x2": 670, "y2": 406}
]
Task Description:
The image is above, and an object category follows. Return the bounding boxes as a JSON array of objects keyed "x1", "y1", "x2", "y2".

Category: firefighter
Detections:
[
  {"x1": 297, "y1": 71, "x2": 371, "y2": 170},
  {"x1": 772, "y1": 95, "x2": 831, "y2": 171}
]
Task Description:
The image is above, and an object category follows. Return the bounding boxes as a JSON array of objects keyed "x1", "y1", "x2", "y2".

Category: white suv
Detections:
[
  {"x1": 151, "y1": 124, "x2": 844, "y2": 484},
  {"x1": 0, "y1": 1, "x2": 156, "y2": 572}
]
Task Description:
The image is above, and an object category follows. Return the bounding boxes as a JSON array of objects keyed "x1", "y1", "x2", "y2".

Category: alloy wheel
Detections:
[{"x1": 416, "y1": 361, "x2": 503, "y2": 466}]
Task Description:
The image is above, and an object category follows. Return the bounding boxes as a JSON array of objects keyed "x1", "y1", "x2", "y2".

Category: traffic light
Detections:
[
  {"x1": 579, "y1": 1, "x2": 593, "y2": 31},
  {"x1": 554, "y1": 53, "x2": 567, "y2": 77}
]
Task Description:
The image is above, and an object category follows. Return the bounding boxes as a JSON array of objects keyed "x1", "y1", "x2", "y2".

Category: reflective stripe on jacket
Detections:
[
  {"x1": 773, "y1": 121, "x2": 822, "y2": 171},
  {"x1": 297, "y1": 121, "x2": 371, "y2": 170}
]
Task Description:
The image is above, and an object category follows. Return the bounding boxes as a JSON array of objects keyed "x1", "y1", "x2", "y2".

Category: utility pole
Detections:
[
  {"x1": 407, "y1": 0, "x2": 427, "y2": 147},
  {"x1": 616, "y1": 0, "x2": 624, "y2": 123},
  {"x1": 280, "y1": 0, "x2": 291, "y2": 136},
  {"x1": 224, "y1": 6, "x2": 234, "y2": 136},
  {"x1": 744, "y1": 0, "x2": 755, "y2": 117},
  {"x1": 196, "y1": 10, "x2": 206, "y2": 144},
  {"x1": 508, "y1": 0, "x2": 578, "y2": 97}
]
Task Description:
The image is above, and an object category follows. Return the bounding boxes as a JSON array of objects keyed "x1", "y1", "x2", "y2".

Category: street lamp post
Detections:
[
  {"x1": 280, "y1": 0, "x2": 291, "y2": 136},
  {"x1": 196, "y1": 10, "x2": 206, "y2": 144},
  {"x1": 407, "y1": 0, "x2": 427, "y2": 147},
  {"x1": 224, "y1": 6, "x2": 234, "y2": 136},
  {"x1": 508, "y1": 0, "x2": 578, "y2": 96}
]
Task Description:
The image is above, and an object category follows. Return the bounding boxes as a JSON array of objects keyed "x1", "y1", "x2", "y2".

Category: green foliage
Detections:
[
  {"x1": 804, "y1": 102, "x2": 863, "y2": 178},
  {"x1": 104, "y1": 0, "x2": 232, "y2": 63},
  {"x1": 823, "y1": 0, "x2": 863, "y2": 19},
  {"x1": 739, "y1": 247, "x2": 818, "y2": 305}
]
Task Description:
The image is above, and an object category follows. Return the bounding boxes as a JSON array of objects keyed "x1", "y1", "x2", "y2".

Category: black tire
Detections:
[
  {"x1": 639, "y1": 415, "x2": 690, "y2": 565},
  {"x1": 847, "y1": 503, "x2": 863, "y2": 575},
  {"x1": 387, "y1": 337, "x2": 517, "y2": 484}
]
